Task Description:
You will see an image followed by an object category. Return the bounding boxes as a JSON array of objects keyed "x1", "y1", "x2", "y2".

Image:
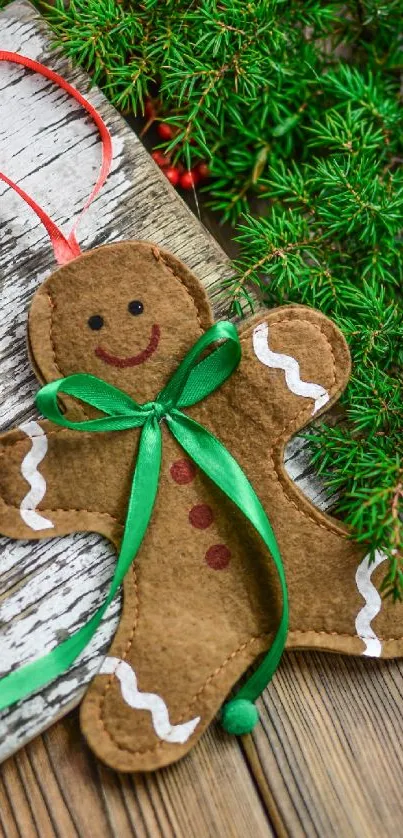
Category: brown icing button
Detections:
[
  {"x1": 205, "y1": 544, "x2": 231, "y2": 570},
  {"x1": 170, "y1": 458, "x2": 197, "y2": 484},
  {"x1": 189, "y1": 503, "x2": 214, "y2": 529}
]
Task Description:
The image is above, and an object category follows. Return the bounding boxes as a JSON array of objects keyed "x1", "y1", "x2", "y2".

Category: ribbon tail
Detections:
[
  {"x1": 167, "y1": 411, "x2": 289, "y2": 702},
  {"x1": 0, "y1": 417, "x2": 161, "y2": 711}
]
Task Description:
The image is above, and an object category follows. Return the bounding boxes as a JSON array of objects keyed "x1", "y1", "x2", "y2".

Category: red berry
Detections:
[
  {"x1": 157, "y1": 122, "x2": 174, "y2": 140},
  {"x1": 164, "y1": 166, "x2": 180, "y2": 186},
  {"x1": 151, "y1": 150, "x2": 170, "y2": 168},
  {"x1": 179, "y1": 170, "x2": 200, "y2": 190},
  {"x1": 196, "y1": 162, "x2": 210, "y2": 180},
  {"x1": 145, "y1": 99, "x2": 156, "y2": 119}
]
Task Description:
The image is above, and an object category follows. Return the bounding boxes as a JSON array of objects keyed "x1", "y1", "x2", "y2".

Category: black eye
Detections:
[
  {"x1": 88, "y1": 315, "x2": 104, "y2": 331},
  {"x1": 128, "y1": 300, "x2": 144, "y2": 316}
]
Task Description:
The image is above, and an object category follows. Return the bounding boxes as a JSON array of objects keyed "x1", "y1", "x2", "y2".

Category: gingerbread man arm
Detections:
[
  {"x1": 236, "y1": 304, "x2": 350, "y2": 438},
  {"x1": 231, "y1": 304, "x2": 352, "y2": 530},
  {"x1": 0, "y1": 419, "x2": 124, "y2": 545}
]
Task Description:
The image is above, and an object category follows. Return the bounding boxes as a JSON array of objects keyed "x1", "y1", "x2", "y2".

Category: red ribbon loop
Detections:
[{"x1": 0, "y1": 51, "x2": 112, "y2": 265}]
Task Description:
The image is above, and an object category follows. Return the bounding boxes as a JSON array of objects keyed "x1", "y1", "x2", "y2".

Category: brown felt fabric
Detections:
[
  {"x1": 1, "y1": 240, "x2": 402, "y2": 773},
  {"x1": 28, "y1": 242, "x2": 210, "y2": 407}
]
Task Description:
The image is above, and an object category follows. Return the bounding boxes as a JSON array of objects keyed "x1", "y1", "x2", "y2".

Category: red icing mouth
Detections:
[{"x1": 95, "y1": 324, "x2": 160, "y2": 368}]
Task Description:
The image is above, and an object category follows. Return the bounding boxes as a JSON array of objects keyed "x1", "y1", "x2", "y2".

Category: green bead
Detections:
[{"x1": 221, "y1": 699, "x2": 259, "y2": 735}]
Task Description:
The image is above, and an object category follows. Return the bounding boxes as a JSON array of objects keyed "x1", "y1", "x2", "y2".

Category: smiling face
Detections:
[
  {"x1": 28, "y1": 241, "x2": 212, "y2": 403},
  {"x1": 91, "y1": 300, "x2": 161, "y2": 369},
  {"x1": 87, "y1": 298, "x2": 161, "y2": 371}
]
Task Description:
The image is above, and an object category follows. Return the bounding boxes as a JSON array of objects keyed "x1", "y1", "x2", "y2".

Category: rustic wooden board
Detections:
[
  {"x1": 0, "y1": 708, "x2": 273, "y2": 838},
  {"x1": 247, "y1": 652, "x2": 403, "y2": 838}
]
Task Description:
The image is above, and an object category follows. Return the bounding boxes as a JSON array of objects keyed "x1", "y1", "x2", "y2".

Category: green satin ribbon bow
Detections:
[{"x1": 0, "y1": 321, "x2": 288, "y2": 733}]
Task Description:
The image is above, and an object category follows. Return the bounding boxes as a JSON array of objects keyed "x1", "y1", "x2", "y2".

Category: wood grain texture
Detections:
[
  {"x1": 247, "y1": 652, "x2": 403, "y2": 837},
  {"x1": 0, "y1": 709, "x2": 273, "y2": 838}
]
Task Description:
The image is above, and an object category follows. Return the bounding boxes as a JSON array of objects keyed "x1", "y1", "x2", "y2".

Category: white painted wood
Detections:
[{"x1": 0, "y1": 0, "x2": 328, "y2": 762}]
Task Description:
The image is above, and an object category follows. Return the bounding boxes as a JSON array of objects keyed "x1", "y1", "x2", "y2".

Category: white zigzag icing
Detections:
[
  {"x1": 100, "y1": 657, "x2": 201, "y2": 744},
  {"x1": 19, "y1": 421, "x2": 54, "y2": 531},
  {"x1": 252, "y1": 322, "x2": 330, "y2": 415},
  {"x1": 355, "y1": 550, "x2": 388, "y2": 657}
]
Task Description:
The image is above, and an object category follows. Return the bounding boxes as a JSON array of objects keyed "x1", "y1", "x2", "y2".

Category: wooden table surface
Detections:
[{"x1": 1, "y1": 3, "x2": 403, "y2": 837}]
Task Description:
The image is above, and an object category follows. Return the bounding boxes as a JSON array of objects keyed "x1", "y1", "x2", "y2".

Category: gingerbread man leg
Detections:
[{"x1": 80, "y1": 427, "x2": 277, "y2": 771}]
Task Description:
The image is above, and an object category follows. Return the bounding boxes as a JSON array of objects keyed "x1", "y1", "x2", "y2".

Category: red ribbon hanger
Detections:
[{"x1": 0, "y1": 51, "x2": 112, "y2": 265}]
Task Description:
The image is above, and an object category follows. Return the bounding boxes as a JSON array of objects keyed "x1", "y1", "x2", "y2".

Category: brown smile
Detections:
[{"x1": 95, "y1": 324, "x2": 161, "y2": 368}]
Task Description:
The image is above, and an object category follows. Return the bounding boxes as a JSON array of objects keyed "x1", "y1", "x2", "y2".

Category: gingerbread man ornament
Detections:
[{"x1": 1, "y1": 240, "x2": 403, "y2": 773}]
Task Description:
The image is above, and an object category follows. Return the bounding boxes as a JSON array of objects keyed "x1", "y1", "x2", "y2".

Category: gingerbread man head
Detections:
[
  {"x1": 1, "y1": 240, "x2": 402, "y2": 773},
  {"x1": 28, "y1": 241, "x2": 212, "y2": 404}
]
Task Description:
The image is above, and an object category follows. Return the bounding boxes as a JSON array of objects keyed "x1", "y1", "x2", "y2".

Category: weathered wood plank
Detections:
[
  {"x1": 1, "y1": 707, "x2": 273, "y2": 838},
  {"x1": 246, "y1": 652, "x2": 403, "y2": 837}
]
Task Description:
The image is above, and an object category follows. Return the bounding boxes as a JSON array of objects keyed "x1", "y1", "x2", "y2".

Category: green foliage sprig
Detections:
[{"x1": 2, "y1": 0, "x2": 402, "y2": 595}]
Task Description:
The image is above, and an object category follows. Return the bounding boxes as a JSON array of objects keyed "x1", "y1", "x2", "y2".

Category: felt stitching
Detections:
[
  {"x1": 288, "y1": 629, "x2": 360, "y2": 639},
  {"x1": 240, "y1": 316, "x2": 338, "y2": 399},
  {"x1": 94, "y1": 618, "x2": 403, "y2": 758},
  {"x1": 0, "y1": 427, "x2": 76, "y2": 455},
  {"x1": 267, "y1": 442, "x2": 343, "y2": 538},
  {"x1": 157, "y1": 251, "x2": 204, "y2": 333},
  {"x1": 0, "y1": 431, "x2": 126, "y2": 522},
  {"x1": 45, "y1": 292, "x2": 66, "y2": 380},
  {"x1": 369, "y1": 637, "x2": 401, "y2": 647},
  {"x1": 45, "y1": 245, "x2": 205, "y2": 385},
  {"x1": 99, "y1": 656, "x2": 201, "y2": 743},
  {"x1": 96, "y1": 632, "x2": 269, "y2": 756},
  {"x1": 98, "y1": 563, "x2": 141, "y2": 744},
  {"x1": 287, "y1": 630, "x2": 402, "y2": 645},
  {"x1": 252, "y1": 321, "x2": 330, "y2": 414},
  {"x1": 46, "y1": 290, "x2": 92, "y2": 420},
  {"x1": 240, "y1": 316, "x2": 338, "y2": 398},
  {"x1": 270, "y1": 320, "x2": 344, "y2": 537},
  {"x1": 242, "y1": 314, "x2": 347, "y2": 539},
  {"x1": 0, "y1": 494, "x2": 122, "y2": 525},
  {"x1": 182, "y1": 634, "x2": 269, "y2": 716}
]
